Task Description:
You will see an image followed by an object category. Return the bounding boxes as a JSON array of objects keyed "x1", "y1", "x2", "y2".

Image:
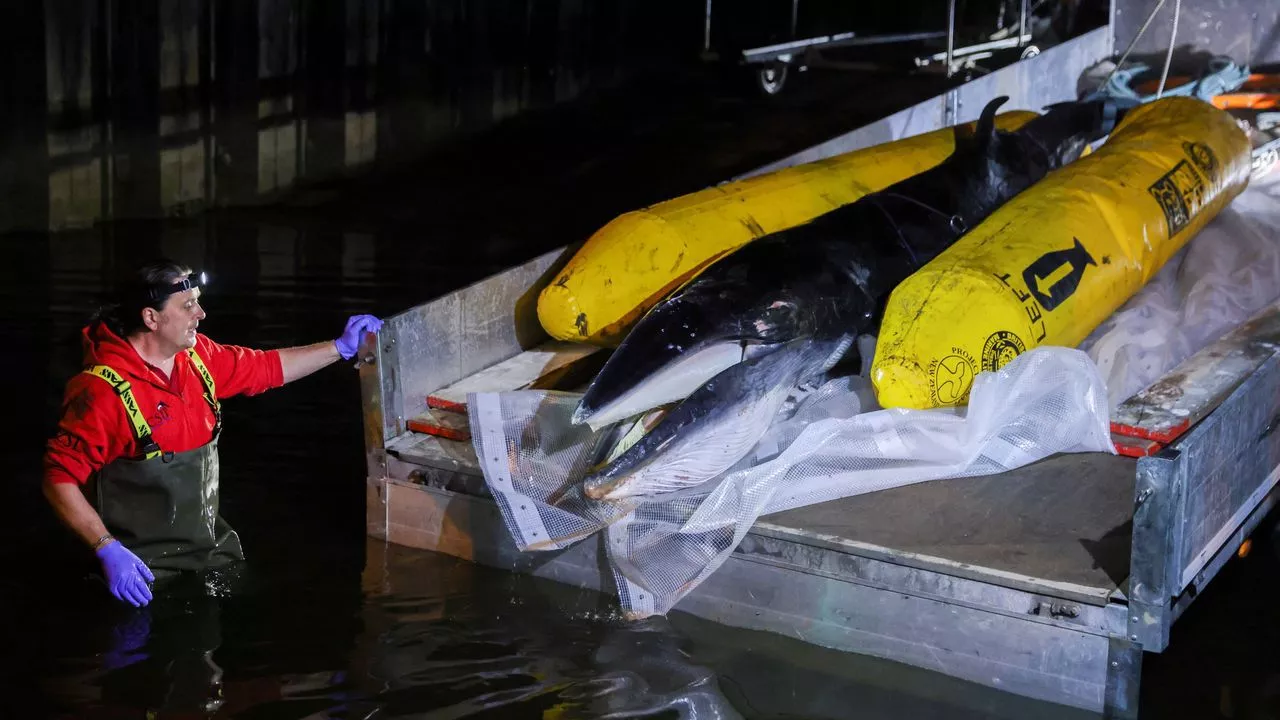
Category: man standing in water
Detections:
[{"x1": 42, "y1": 259, "x2": 383, "y2": 608}]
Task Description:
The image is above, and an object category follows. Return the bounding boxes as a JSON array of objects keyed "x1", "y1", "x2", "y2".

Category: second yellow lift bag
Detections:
[
  {"x1": 537, "y1": 112, "x2": 1039, "y2": 347},
  {"x1": 871, "y1": 97, "x2": 1252, "y2": 410}
]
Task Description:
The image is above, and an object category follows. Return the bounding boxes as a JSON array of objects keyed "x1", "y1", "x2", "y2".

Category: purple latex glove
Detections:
[
  {"x1": 96, "y1": 541, "x2": 155, "y2": 607},
  {"x1": 335, "y1": 314, "x2": 383, "y2": 360}
]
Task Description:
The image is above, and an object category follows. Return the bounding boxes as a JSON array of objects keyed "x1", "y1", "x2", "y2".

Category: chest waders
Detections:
[{"x1": 84, "y1": 349, "x2": 244, "y2": 577}]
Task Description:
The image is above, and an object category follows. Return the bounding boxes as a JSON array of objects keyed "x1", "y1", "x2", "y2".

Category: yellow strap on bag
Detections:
[
  {"x1": 870, "y1": 97, "x2": 1252, "y2": 410},
  {"x1": 537, "y1": 111, "x2": 1042, "y2": 347}
]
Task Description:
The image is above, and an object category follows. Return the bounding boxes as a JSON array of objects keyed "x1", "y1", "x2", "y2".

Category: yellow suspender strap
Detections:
[
  {"x1": 185, "y1": 348, "x2": 222, "y2": 432},
  {"x1": 82, "y1": 365, "x2": 163, "y2": 460}
]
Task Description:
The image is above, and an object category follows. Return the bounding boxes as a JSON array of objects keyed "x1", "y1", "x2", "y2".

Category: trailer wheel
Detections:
[{"x1": 755, "y1": 62, "x2": 790, "y2": 98}]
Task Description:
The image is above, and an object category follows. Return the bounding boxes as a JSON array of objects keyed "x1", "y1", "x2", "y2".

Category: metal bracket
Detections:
[
  {"x1": 381, "y1": 335, "x2": 402, "y2": 438},
  {"x1": 1104, "y1": 637, "x2": 1142, "y2": 719},
  {"x1": 366, "y1": 448, "x2": 388, "y2": 480},
  {"x1": 1032, "y1": 601, "x2": 1081, "y2": 619},
  {"x1": 943, "y1": 90, "x2": 962, "y2": 127}
]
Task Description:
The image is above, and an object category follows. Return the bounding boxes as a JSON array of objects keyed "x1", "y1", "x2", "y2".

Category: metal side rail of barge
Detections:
[{"x1": 354, "y1": 28, "x2": 1280, "y2": 719}]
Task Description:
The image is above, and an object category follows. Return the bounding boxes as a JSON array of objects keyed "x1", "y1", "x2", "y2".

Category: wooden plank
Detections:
[
  {"x1": 366, "y1": 478, "x2": 388, "y2": 541},
  {"x1": 759, "y1": 452, "x2": 1138, "y2": 603},
  {"x1": 384, "y1": 479, "x2": 479, "y2": 558},
  {"x1": 426, "y1": 340, "x2": 604, "y2": 412},
  {"x1": 386, "y1": 430, "x2": 481, "y2": 475},
  {"x1": 406, "y1": 408, "x2": 471, "y2": 441},
  {"x1": 1111, "y1": 300, "x2": 1280, "y2": 445},
  {"x1": 1112, "y1": 433, "x2": 1163, "y2": 458}
]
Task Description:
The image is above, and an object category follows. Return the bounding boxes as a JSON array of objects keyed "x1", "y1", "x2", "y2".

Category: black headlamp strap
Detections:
[
  {"x1": 146, "y1": 277, "x2": 199, "y2": 302},
  {"x1": 144, "y1": 273, "x2": 205, "y2": 303}
]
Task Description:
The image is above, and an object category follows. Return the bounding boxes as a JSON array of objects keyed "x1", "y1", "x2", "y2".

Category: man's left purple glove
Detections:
[
  {"x1": 335, "y1": 314, "x2": 383, "y2": 360},
  {"x1": 97, "y1": 541, "x2": 155, "y2": 607}
]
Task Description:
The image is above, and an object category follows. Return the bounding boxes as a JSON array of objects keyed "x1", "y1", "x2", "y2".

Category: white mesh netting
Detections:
[
  {"x1": 469, "y1": 174, "x2": 1280, "y2": 619},
  {"x1": 470, "y1": 346, "x2": 1113, "y2": 617}
]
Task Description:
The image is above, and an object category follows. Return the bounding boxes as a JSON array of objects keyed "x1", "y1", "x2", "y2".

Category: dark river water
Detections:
[{"x1": 4, "y1": 65, "x2": 1280, "y2": 720}]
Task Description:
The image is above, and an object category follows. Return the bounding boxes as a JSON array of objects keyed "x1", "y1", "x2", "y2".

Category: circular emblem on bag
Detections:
[
  {"x1": 982, "y1": 331, "x2": 1026, "y2": 372},
  {"x1": 1183, "y1": 141, "x2": 1219, "y2": 177},
  {"x1": 933, "y1": 354, "x2": 975, "y2": 405}
]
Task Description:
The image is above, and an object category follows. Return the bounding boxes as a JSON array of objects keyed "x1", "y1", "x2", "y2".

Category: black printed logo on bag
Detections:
[
  {"x1": 1148, "y1": 161, "x2": 1204, "y2": 235},
  {"x1": 982, "y1": 331, "x2": 1026, "y2": 372},
  {"x1": 1022, "y1": 238, "x2": 1097, "y2": 313},
  {"x1": 929, "y1": 348, "x2": 976, "y2": 405},
  {"x1": 992, "y1": 237, "x2": 1096, "y2": 347},
  {"x1": 1149, "y1": 141, "x2": 1217, "y2": 236},
  {"x1": 1183, "y1": 141, "x2": 1219, "y2": 176}
]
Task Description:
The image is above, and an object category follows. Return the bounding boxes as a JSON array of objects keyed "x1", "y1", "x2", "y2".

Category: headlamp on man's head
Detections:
[{"x1": 145, "y1": 271, "x2": 208, "y2": 302}]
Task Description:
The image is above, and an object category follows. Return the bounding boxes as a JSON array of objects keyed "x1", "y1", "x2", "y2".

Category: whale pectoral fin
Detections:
[{"x1": 581, "y1": 338, "x2": 833, "y2": 501}]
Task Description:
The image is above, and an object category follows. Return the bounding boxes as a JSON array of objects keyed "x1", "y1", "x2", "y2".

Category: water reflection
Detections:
[
  {"x1": 11, "y1": 0, "x2": 701, "y2": 234},
  {"x1": 25, "y1": 534, "x2": 1138, "y2": 719},
  {"x1": 358, "y1": 542, "x2": 744, "y2": 720},
  {"x1": 32, "y1": 543, "x2": 746, "y2": 719}
]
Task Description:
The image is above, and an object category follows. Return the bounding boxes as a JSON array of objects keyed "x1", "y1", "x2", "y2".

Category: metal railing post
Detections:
[
  {"x1": 946, "y1": 0, "x2": 956, "y2": 77},
  {"x1": 704, "y1": 0, "x2": 713, "y2": 53}
]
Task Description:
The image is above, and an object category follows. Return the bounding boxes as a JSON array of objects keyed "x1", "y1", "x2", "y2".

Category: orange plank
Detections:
[{"x1": 407, "y1": 408, "x2": 471, "y2": 442}]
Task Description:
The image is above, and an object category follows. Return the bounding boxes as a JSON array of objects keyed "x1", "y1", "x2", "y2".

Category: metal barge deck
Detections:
[{"x1": 357, "y1": 25, "x2": 1280, "y2": 719}]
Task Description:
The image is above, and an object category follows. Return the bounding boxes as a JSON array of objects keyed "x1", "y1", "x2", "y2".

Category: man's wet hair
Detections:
[{"x1": 92, "y1": 258, "x2": 195, "y2": 338}]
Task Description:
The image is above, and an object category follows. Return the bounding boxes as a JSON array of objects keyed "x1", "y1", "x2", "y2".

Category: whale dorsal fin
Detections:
[{"x1": 969, "y1": 95, "x2": 1008, "y2": 153}]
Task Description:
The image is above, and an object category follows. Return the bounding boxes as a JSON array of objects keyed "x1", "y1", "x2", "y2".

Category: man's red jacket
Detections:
[{"x1": 45, "y1": 322, "x2": 284, "y2": 486}]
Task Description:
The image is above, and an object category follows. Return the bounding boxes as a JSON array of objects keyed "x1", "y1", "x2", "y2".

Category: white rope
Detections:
[
  {"x1": 1155, "y1": 0, "x2": 1181, "y2": 98},
  {"x1": 1101, "y1": 0, "x2": 1167, "y2": 90}
]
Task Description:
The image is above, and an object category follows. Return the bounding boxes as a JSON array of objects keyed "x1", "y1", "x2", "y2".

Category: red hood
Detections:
[{"x1": 81, "y1": 321, "x2": 164, "y2": 386}]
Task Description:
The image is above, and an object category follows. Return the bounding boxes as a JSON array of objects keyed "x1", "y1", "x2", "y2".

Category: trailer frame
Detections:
[{"x1": 356, "y1": 24, "x2": 1280, "y2": 719}]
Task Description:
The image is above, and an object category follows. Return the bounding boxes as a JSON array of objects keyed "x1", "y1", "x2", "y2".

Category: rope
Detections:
[
  {"x1": 1101, "y1": 0, "x2": 1167, "y2": 91},
  {"x1": 1155, "y1": 0, "x2": 1181, "y2": 98},
  {"x1": 863, "y1": 192, "x2": 970, "y2": 267},
  {"x1": 877, "y1": 191, "x2": 969, "y2": 235}
]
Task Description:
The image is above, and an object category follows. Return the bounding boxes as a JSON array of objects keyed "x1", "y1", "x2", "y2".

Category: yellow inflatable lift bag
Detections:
[
  {"x1": 537, "y1": 111, "x2": 1040, "y2": 346},
  {"x1": 870, "y1": 97, "x2": 1252, "y2": 410}
]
